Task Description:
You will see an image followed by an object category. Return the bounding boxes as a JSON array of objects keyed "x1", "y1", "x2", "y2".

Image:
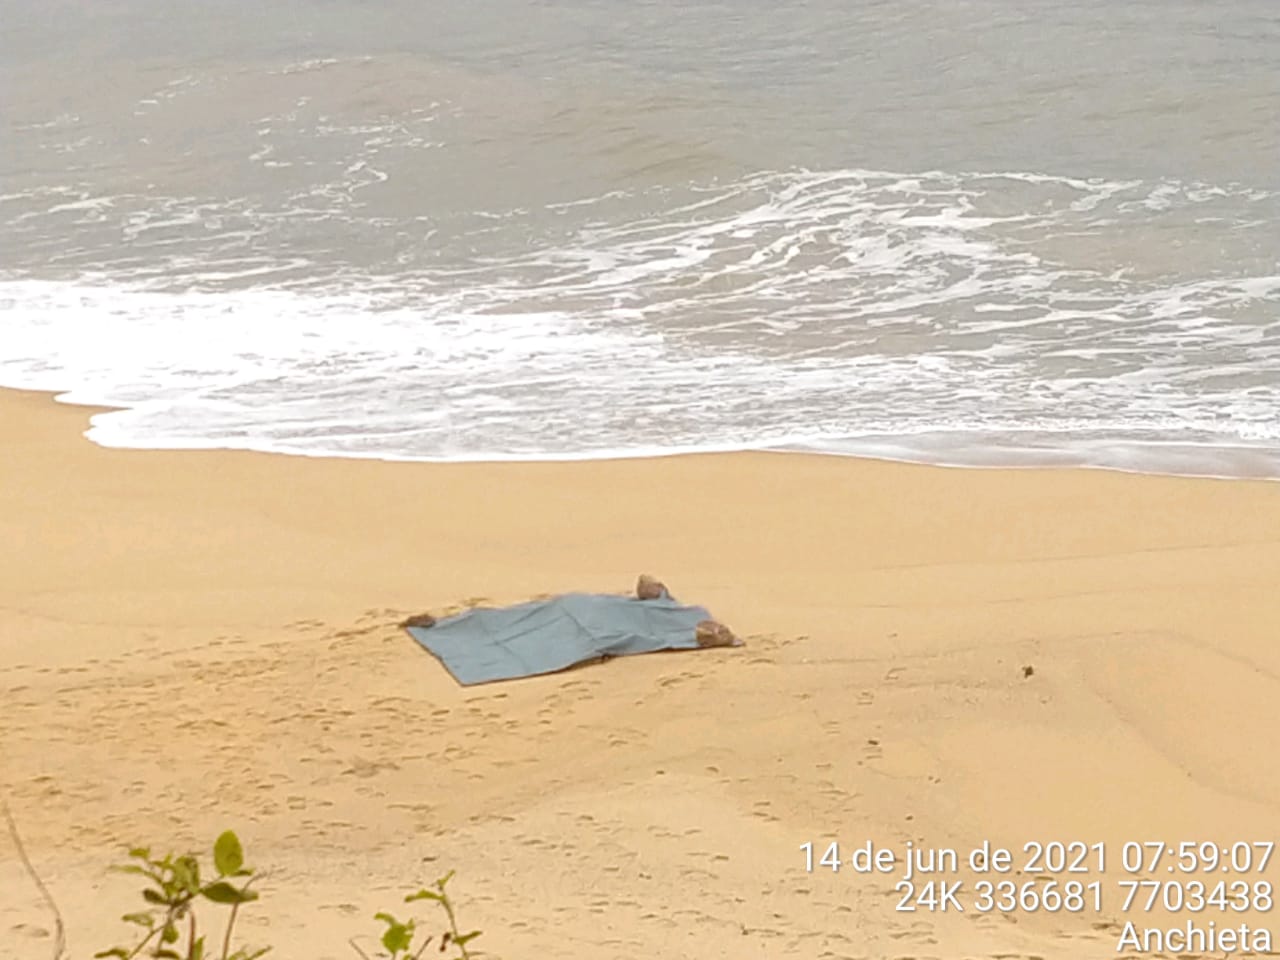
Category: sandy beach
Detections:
[{"x1": 3, "y1": 384, "x2": 1280, "y2": 959}]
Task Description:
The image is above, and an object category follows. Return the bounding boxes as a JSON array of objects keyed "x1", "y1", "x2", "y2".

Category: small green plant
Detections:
[
  {"x1": 96, "y1": 830, "x2": 266, "y2": 960},
  {"x1": 353, "y1": 870, "x2": 481, "y2": 960}
]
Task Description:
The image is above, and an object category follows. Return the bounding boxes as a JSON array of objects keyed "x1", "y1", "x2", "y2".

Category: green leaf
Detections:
[
  {"x1": 155, "y1": 950, "x2": 181, "y2": 960},
  {"x1": 120, "y1": 912, "x2": 154, "y2": 927},
  {"x1": 112, "y1": 864, "x2": 149, "y2": 876},
  {"x1": 161, "y1": 921, "x2": 179, "y2": 944},
  {"x1": 93, "y1": 949, "x2": 130, "y2": 958},
  {"x1": 435, "y1": 869, "x2": 456, "y2": 888},
  {"x1": 455, "y1": 931, "x2": 482, "y2": 946},
  {"x1": 404, "y1": 889, "x2": 442, "y2": 903},
  {"x1": 128, "y1": 846, "x2": 151, "y2": 859},
  {"x1": 380, "y1": 919, "x2": 414, "y2": 955},
  {"x1": 173, "y1": 855, "x2": 201, "y2": 893},
  {"x1": 191, "y1": 935, "x2": 205, "y2": 960},
  {"x1": 142, "y1": 889, "x2": 167, "y2": 905},
  {"x1": 214, "y1": 831, "x2": 245, "y2": 876},
  {"x1": 202, "y1": 882, "x2": 258, "y2": 905}
]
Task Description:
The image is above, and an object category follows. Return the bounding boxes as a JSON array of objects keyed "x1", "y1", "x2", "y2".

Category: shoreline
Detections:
[
  {"x1": 4, "y1": 384, "x2": 1280, "y2": 959},
  {"x1": 18, "y1": 382, "x2": 1280, "y2": 483}
]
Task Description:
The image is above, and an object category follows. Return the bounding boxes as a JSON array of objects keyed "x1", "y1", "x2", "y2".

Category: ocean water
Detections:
[{"x1": 2, "y1": 0, "x2": 1278, "y2": 477}]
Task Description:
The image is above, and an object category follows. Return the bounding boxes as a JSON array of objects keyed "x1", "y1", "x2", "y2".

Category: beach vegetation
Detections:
[
  {"x1": 94, "y1": 830, "x2": 265, "y2": 960},
  {"x1": 353, "y1": 870, "x2": 482, "y2": 960},
  {"x1": 5, "y1": 807, "x2": 483, "y2": 960}
]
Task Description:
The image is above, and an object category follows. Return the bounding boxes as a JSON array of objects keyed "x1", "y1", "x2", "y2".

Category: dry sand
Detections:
[{"x1": 3, "y1": 385, "x2": 1280, "y2": 959}]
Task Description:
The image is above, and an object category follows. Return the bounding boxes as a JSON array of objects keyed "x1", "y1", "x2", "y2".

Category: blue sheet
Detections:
[{"x1": 404, "y1": 592, "x2": 715, "y2": 685}]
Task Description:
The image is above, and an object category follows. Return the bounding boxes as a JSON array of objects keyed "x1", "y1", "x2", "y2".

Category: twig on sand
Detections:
[{"x1": 2, "y1": 800, "x2": 67, "y2": 960}]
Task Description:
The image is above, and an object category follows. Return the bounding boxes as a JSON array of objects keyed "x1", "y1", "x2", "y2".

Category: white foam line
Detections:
[
  {"x1": 57, "y1": 402, "x2": 1280, "y2": 483},
  {"x1": 2, "y1": 163, "x2": 1277, "y2": 480}
]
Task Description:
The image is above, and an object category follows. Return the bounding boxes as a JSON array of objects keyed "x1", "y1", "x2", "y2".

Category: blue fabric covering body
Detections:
[{"x1": 405, "y1": 592, "x2": 710, "y2": 685}]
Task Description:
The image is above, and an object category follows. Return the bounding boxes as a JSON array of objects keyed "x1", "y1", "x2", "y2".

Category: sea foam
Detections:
[{"x1": 2, "y1": 167, "x2": 1277, "y2": 478}]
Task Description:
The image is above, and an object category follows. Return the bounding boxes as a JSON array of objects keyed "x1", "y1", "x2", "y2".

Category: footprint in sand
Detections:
[
  {"x1": 317, "y1": 903, "x2": 361, "y2": 916},
  {"x1": 342, "y1": 756, "x2": 399, "y2": 778},
  {"x1": 9, "y1": 923, "x2": 50, "y2": 939}
]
